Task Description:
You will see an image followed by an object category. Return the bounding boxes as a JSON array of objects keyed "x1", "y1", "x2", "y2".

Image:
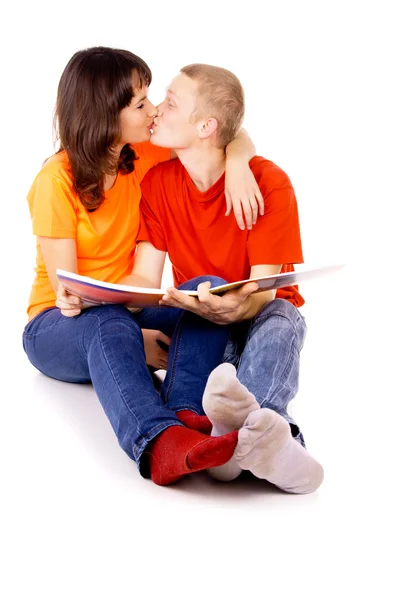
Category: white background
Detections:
[{"x1": 1, "y1": 1, "x2": 397, "y2": 599}]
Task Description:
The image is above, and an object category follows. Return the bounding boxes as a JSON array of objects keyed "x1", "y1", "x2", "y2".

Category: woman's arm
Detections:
[
  {"x1": 224, "y1": 128, "x2": 265, "y2": 230},
  {"x1": 38, "y1": 236, "x2": 78, "y2": 293},
  {"x1": 118, "y1": 241, "x2": 166, "y2": 289},
  {"x1": 55, "y1": 241, "x2": 167, "y2": 317}
]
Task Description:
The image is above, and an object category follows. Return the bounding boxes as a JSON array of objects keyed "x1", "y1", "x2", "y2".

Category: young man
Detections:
[{"x1": 134, "y1": 64, "x2": 323, "y2": 493}]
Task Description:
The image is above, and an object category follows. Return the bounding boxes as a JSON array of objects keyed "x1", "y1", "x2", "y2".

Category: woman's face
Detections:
[{"x1": 118, "y1": 83, "x2": 157, "y2": 147}]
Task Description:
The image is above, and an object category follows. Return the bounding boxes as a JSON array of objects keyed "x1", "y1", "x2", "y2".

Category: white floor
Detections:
[{"x1": 2, "y1": 265, "x2": 396, "y2": 599}]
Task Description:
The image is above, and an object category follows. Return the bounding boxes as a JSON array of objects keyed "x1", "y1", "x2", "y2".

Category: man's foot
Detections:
[
  {"x1": 202, "y1": 363, "x2": 260, "y2": 481},
  {"x1": 235, "y1": 408, "x2": 324, "y2": 494}
]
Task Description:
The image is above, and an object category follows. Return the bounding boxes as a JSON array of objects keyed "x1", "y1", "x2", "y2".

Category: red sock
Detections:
[
  {"x1": 146, "y1": 425, "x2": 238, "y2": 486},
  {"x1": 177, "y1": 410, "x2": 213, "y2": 435}
]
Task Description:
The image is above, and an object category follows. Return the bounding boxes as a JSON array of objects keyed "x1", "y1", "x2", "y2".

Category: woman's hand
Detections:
[
  {"x1": 55, "y1": 284, "x2": 83, "y2": 317},
  {"x1": 142, "y1": 329, "x2": 171, "y2": 370},
  {"x1": 225, "y1": 161, "x2": 264, "y2": 230}
]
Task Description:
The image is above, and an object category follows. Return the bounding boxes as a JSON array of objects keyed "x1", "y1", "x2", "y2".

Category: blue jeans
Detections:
[
  {"x1": 224, "y1": 298, "x2": 307, "y2": 446},
  {"x1": 22, "y1": 276, "x2": 229, "y2": 473}
]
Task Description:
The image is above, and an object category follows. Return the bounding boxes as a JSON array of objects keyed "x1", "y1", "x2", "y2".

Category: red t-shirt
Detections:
[{"x1": 138, "y1": 156, "x2": 305, "y2": 307}]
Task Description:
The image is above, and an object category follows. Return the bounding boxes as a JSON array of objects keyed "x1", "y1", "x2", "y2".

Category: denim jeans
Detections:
[
  {"x1": 22, "y1": 275, "x2": 229, "y2": 473},
  {"x1": 224, "y1": 298, "x2": 307, "y2": 446}
]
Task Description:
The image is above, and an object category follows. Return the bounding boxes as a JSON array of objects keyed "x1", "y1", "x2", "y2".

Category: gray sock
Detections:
[
  {"x1": 202, "y1": 363, "x2": 260, "y2": 482},
  {"x1": 235, "y1": 408, "x2": 324, "y2": 494}
]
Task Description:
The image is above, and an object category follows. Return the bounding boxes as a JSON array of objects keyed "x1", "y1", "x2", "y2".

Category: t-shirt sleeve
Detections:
[
  {"x1": 137, "y1": 173, "x2": 168, "y2": 251},
  {"x1": 247, "y1": 186, "x2": 304, "y2": 265},
  {"x1": 27, "y1": 172, "x2": 77, "y2": 238},
  {"x1": 133, "y1": 142, "x2": 171, "y2": 184}
]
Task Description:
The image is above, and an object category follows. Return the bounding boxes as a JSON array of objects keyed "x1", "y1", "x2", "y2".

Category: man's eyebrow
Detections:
[{"x1": 165, "y1": 88, "x2": 177, "y2": 97}]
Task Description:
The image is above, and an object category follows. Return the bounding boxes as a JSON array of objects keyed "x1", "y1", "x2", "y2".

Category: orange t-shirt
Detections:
[
  {"x1": 138, "y1": 156, "x2": 305, "y2": 307},
  {"x1": 26, "y1": 142, "x2": 171, "y2": 320}
]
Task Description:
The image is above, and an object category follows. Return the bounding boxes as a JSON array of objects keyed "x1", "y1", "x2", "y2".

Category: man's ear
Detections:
[{"x1": 197, "y1": 117, "x2": 218, "y2": 140}]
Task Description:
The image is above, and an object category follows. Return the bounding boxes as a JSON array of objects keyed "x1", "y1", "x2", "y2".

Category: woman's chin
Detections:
[{"x1": 136, "y1": 129, "x2": 152, "y2": 144}]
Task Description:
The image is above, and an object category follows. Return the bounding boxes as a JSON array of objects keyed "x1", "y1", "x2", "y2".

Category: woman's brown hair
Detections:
[{"x1": 55, "y1": 46, "x2": 152, "y2": 211}]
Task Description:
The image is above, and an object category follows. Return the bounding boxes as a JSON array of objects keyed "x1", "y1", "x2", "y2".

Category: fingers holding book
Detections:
[{"x1": 56, "y1": 284, "x2": 83, "y2": 317}]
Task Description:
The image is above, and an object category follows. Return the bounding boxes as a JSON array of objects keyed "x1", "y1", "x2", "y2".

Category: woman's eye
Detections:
[{"x1": 138, "y1": 103, "x2": 144, "y2": 109}]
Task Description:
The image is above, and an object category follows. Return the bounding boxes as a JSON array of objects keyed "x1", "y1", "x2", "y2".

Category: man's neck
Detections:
[{"x1": 175, "y1": 146, "x2": 226, "y2": 192}]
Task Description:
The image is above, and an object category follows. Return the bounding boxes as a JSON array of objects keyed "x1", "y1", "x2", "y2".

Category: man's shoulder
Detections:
[{"x1": 249, "y1": 156, "x2": 293, "y2": 190}]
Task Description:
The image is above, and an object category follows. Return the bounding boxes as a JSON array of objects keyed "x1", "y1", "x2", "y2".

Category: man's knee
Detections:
[
  {"x1": 257, "y1": 299, "x2": 305, "y2": 328},
  {"x1": 179, "y1": 275, "x2": 228, "y2": 290},
  {"x1": 252, "y1": 299, "x2": 306, "y2": 348}
]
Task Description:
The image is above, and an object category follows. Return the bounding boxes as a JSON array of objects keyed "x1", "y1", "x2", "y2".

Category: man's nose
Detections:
[{"x1": 156, "y1": 101, "x2": 165, "y2": 116}]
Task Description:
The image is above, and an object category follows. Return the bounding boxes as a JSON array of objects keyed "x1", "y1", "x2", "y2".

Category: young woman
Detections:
[{"x1": 23, "y1": 46, "x2": 262, "y2": 485}]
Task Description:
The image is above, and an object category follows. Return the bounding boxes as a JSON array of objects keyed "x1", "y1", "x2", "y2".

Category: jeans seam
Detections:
[
  {"x1": 137, "y1": 307, "x2": 164, "y2": 327},
  {"x1": 163, "y1": 316, "x2": 183, "y2": 406},
  {"x1": 173, "y1": 406, "x2": 201, "y2": 414},
  {"x1": 23, "y1": 308, "x2": 60, "y2": 337},
  {"x1": 132, "y1": 420, "x2": 184, "y2": 462},
  {"x1": 95, "y1": 314, "x2": 149, "y2": 439}
]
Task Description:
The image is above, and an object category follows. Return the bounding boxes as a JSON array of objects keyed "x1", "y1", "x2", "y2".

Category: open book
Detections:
[{"x1": 56, "y1": 264, "x2": 344, "y2": 309}]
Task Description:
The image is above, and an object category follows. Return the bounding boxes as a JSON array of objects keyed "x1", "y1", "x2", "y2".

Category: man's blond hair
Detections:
[{"x1": 180, "y1": 64, "x2": 244, "y2": 148}]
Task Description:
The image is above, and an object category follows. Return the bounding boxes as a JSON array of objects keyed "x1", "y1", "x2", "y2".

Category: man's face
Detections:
[{"x1": 150, "y1": 73, "x2": 200, "y2": 149}]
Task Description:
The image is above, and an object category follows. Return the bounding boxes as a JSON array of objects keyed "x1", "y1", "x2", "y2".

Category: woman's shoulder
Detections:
[
  {"x1": 32, "y1": 151, "x2": 72, "y2": 185},
  {"x1": 28, "y1": 150, "x2": 75, "y2": 204},
  {"x1": 39, "y1": 150, "x2": 71, "y2": 180}
]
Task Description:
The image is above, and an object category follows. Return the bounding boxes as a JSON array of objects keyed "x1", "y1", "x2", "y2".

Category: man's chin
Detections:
[{"x1": 149, "y1": 133, "x2": 170, "y2": 148}]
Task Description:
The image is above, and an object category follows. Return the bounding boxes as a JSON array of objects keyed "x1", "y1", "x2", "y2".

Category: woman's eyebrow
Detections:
[{"x1": 134, "y1": 94, "x2": 147, "y2": 105}]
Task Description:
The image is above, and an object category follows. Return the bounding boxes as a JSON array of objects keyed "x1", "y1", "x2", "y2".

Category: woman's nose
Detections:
[{"x1": 148, "y1": 102, "x2": 158, "y2": 118}]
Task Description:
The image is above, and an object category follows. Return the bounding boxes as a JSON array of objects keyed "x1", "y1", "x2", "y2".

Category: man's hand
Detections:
[
  {"x1": 142, "y1": 329, "x2": 171, "y2": 370},
  {"x1": 56, "y1": 284, "x2": 83, "y2": 317},
  {"x1": 159, "y1": 280, "x2": 259, "y2": 324}
]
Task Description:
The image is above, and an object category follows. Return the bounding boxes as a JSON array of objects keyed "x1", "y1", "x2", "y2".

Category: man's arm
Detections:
[
  {"x1": 233, "y1": 264, "x2": 282, "y2": 320},
  {"x1": 159, "y1": 263, "x2": 282, "y2": 324}
]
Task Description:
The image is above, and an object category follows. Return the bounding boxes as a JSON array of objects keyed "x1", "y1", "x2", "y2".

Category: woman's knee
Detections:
[{"x1": 89, "y1": 304, "x2": 142, "y2": 337}]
